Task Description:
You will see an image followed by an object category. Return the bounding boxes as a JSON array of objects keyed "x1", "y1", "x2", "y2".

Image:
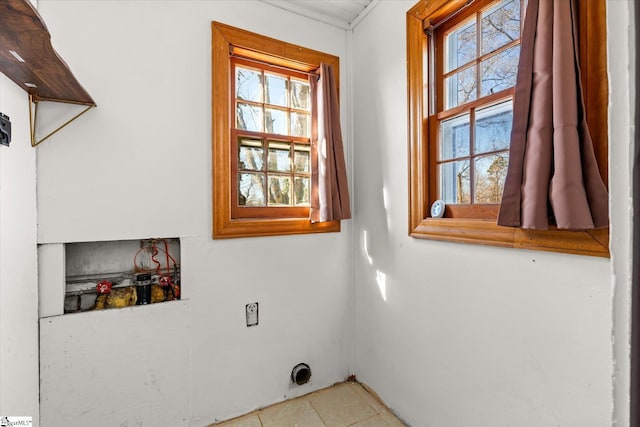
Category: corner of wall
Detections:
[{"x1": 0, "y1": 74, "x2": 40, "y2": 424}]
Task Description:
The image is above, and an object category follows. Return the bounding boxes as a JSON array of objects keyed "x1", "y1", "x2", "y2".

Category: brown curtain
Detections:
[
  {"x1": 497, "y1": 0, "x2": 608, "y2": 230},
  {"x1": 309, "y1": 63, "x2": 351, "y2": 223}
]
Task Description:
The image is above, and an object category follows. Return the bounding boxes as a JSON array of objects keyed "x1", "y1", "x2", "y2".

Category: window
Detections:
[
  {"x1": 232, "y1": 58, "x2": 312, "y2": 219},
  {"x1": 407, "y1": 0, "x2": 610, "y2": 256},
  {"x1": 212, "y1": 22, "x2": 340, "y2": 238},
  {"x1": 433, "y1": 0, "x2": 522, "y2": 218}
]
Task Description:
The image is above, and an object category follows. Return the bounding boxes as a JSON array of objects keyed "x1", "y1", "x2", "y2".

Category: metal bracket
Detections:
[{"x1": 29, "y1": 94, "x2": 95, "y2": 147}]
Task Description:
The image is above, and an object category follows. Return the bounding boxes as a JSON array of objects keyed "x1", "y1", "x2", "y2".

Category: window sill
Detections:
[
  {"x1": 410, "y1": 217, "x2": 609, "y2": 257},
  {"x1": 213, "y1": 216, "x2": 340, "y2": 239}
]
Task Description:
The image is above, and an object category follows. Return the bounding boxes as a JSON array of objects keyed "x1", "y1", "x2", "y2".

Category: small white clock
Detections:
[{"x1": 430, "y1": 200, "x2": 446, "y2": 218}]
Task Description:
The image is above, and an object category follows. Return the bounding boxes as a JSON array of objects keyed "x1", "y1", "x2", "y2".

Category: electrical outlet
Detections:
[
  {"x1": 246, "y1": 302, "x2": 258, "y2": 327},
  {"x1": 0, "y1": 113, "x2": 11, "y2": 147}
]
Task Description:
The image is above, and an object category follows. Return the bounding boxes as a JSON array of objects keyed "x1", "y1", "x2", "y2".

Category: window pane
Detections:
[
  {"x1": 445, "y1": 19, "x2": 477, "y2": 72},
  {"x1": 264, "y1": 73, "x2": 288, "y2": 107},
  {"x1": 265, "y1": 107, "x2": 288, "y2": 135},
  {"x1": 440, "y1": 113, "x2": 470, "y2": 161},
  {"x1": 268, "y1": 141, "x2": 291, "y2": 172},
  {"x1": 445, "y1": 65, "x2": 477, "y2": 109},
  {"x1": 439, "y1": 160, "x2": 470, "y2": 204},
  {"x1": 291, "y1": 112, "x2": 310, "y2": 137},
  {"x1": 239, "y1": 173, "x2": 265, "y2": 206},
  {"x1": 236, "y1": 67, "x2": 262, "y2": 102},
  {"x1": 239, "y1": 138, "x2": 264, "y2": 171},
  {"x1": 475, "y1": 100, "x2": 513, "y2": 154},
  {"x1": 267, "y1": 175, "x2": 291, "y2": 206},
  {"x1": 474, "y1": 153, "x2": 509, "y2": 203},
  {"x1": 481, "y1": 0, "x2": 521, "y2": 55},
  {"x1": 291, "y1": 79, "x2": 311, "y2": 110},
  {"x1": 294, "y1": 177, "x2": 310, "y2": 206},
  {"x1": 480, "y1": 45, "x2": 519, "y2": 96},
  {"x1": 294, "y1": 144, "x2": 311, "y2": 173},
  {"x1": 237, "y1": 103, "x2": 263, "y2": 132}
]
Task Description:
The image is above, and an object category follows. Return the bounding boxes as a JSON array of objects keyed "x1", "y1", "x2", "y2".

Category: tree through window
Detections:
[{"x1": 434, "y1": 0, "x2": 523, "y2": 217}]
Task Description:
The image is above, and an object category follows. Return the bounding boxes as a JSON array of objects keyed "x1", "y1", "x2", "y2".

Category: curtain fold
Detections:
[
  {"x1": 497, "y1": 0, "x2": 608, "y2": 230},
  {"x1": 310, "y1": 63, "x2": 351, "y2": 223}
]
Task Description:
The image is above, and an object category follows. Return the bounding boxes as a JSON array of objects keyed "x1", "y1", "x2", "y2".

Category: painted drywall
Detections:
[
  {"x1": 351, "y1": 1, "x2": 621, "y2": 426},
  {"x1": 34, "y1": 1, "x2": 351, "y2": 426},
  {"x1": 4, "y1": 0, "x2": 631, "y2": 426},
  {"x1": 40, "y1": 301, "x2": 191, "y2": 427},
  {"x1": 0, "y1": 76, "x2": 39, "y2": 422},
  {"x1": 609, "y1": 1, "x2": 637, "y2": 426}
]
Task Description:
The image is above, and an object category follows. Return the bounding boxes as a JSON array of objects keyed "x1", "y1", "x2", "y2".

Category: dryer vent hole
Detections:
[{"x1": 291, "y1": 363, "x2": 311, "y2": 385}]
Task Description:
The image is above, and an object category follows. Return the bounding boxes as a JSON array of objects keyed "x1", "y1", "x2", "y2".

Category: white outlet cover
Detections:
[{"x1": 246, "y1": 302, "x2": 258, "y2": 327}]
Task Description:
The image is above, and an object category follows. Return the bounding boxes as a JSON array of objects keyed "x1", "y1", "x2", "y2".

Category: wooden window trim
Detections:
[
  {"x1": 212, "y1": 22, "x2": 340, "y2": 239},
  {"x1": 407, "y1": 0, "x2": 610, "y2": 257}
]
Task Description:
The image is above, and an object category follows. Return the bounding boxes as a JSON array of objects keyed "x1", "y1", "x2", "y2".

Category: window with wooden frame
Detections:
[
  {"x1": 407, "y1": 0, "x2": 610, "y2": 256},
  {"x1": 212, "y1": 22, "x2": 340, "y2": 239},
  {"x1": 433, "y1": 0, "x2": 522, "y2": 218},
  {"x1": 232, "y1": 58, "x2": 312, "y2": 219}
]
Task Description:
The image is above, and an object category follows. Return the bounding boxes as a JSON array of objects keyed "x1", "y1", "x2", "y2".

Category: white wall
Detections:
[
  {"x1": 609, "y1": 1, "x2": 637, "y2": 426},
  {"x1": 0, "y1": 76, "x2": 39, "y2": 422},
  {"x1": 35, "y1": 1, "x2": 351, "y2": 426},
  {"x1": 351, "y1": 1, "x2": 623, "y2": 426},
  {"x1": 3, "y1": 0, "x2": 632, "y2": 426}
]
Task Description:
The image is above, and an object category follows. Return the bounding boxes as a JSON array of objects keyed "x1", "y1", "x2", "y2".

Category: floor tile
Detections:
[
  {"x1": 379, "y1": 411, "x2": 406, "y2": 427},
  {"x1": 351, "y1": 383, "x2": 405, "y2": 426},
  {"x1": 351, "y1": 415, "x2": 392, "y2": 426},
  {"x1": 259, "y1": 398, "x2": 325, "y2": 427},
  {"x1": 211, "y1": 382, "x2": 406, "y2": 427},
  {"x1": 308, "y1": 383, "x2": 377, "y2": 427},
  {"x1": 214, "y1": 414, "x2": 262, "y2": 427},
  {"x1": 350, "y1": 383, "x2": 387, "y2": 414}
]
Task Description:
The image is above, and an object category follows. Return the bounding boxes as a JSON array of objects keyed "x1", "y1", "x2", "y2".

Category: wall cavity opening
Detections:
[{"x1": 64, "y1": 238, "x2": 181, "y2": 313}]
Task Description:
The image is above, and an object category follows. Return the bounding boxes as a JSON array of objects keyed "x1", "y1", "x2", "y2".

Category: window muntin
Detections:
[
  {"x1": 231, "y1": 58, "x2": 312, "y2": 219},
  {"x1": 434, "y1": 0, "x2": 523, "y2": 216}
]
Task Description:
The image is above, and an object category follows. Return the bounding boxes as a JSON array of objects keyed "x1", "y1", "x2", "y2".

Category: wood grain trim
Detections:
[
  {"x1": 213, "y1": 217, "x2": 339, "y2": 239},
  {"x1": 212, "y1": 22, "x2": 341, "y2": 239},
  {"x1": 215, "y1": 22, "x2": 339, "y2": 76},
  {"x1": 577, "y1": 0, "x2": 608, "y2": 185},
  {"x1": 408, "y1": 0, "x2": 468, "y2": 24},
  {"x1": 0, "y1": 0, "x2": 94, "y2": 105},
  {"x1": 407, "y1": 12, "x2": 429, "y2": 235},
  {"x1": 411, "y1": 218, "x2": 609, "y2": 257},
  {"x1": 406, "y1": 0, "x2": 610, "y2": 257}
]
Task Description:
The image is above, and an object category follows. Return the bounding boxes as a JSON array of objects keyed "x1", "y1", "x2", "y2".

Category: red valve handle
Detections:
[
  {"x1": 96, "y1": 280, "x2": 113, "y2": 294},
  {"x1": 159, "y1": 275, "x2": 180, "y2": 298}
]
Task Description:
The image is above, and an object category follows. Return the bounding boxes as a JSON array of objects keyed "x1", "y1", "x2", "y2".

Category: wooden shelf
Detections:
[{"x1": 0, "y1": 0, "x2": 95, "y2": 106}]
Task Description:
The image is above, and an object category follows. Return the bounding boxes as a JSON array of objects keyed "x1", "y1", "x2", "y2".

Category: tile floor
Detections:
[{"x1": 211, "y1": 382, "x2": 406, "y2": 427}]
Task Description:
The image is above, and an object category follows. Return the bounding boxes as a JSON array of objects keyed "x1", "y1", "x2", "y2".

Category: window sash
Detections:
[
  {"x1": 231, "y1": 129, "x2": 311, "y2": 219},
  {"x1": 431, "y1": 0, "x2": 521, "y2": 217},
  {"x1": 230, "y1": 57, "x2": 313, "y2": 219}
]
